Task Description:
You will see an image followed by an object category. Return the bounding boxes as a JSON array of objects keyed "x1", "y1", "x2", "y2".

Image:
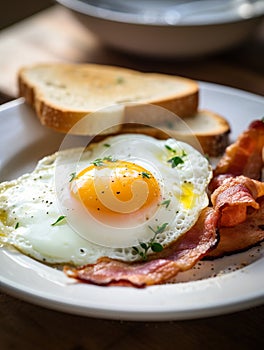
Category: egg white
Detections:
[{"x1": 0, "y1": 134, "x2": 212, "y2": 265}]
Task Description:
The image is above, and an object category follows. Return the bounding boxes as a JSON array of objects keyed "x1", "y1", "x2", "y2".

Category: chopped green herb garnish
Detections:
[
  {"x1": 149, "y1": 222, "x2": 169, "y2": 235},
  {"x1": 161, "y1": 199, "x2": 171, "y2": 208},
  {"x1": 167, "y1": 150, "x2": 186, "y2": 168},
  {"x1": 103, "y1": 143, "x2": 111, "y2": 148},
  {"x1": 151, "y1": 242, "x2": 164, "y2": 253},
  {"x1": 15, "y1": 222, "x2": 19, "y2": 229},
  {"x1": 168, "y1": 156, "x2": 184, "y2": 168},
  {"x1": 69, "y1": 172, "x2": 76, "y2": 182},
  {"x1": 165, "y1": 145, "x2": 176, "y2": 153},
  {"x1": 51, "y1": 215, "x2": 66, "y2": 226},
  {"x1": 141, "y1": 172, "x2": 151, "y2": 179},
  {"x1": 132, "y1": 223, "x2": 168, "y2": 260},
  {"x1": 166, "y1": 145, "x2": 186, "y2": 167},
  {"x1": 103, "y1": 156, "x2": 116, "y2": 162},
  {"x1": 116, "y1": 76, "x2": 125, "y2": 84},
  {"x1": 92, "y1": 158, "x2": 104, "y2": 167},
  {"x1": 92, "y1": 156, "x2": 116, "y2": 167}
]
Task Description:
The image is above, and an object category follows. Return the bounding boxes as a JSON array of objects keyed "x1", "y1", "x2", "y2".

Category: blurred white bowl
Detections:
[{"x1": 56, "y1": 0, "x2": 264, "y2": 58}]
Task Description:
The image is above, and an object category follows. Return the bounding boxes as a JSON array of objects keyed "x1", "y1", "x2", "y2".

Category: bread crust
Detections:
[{"x1": 118, "y1": 109, "x2": 230, "y2": 156}]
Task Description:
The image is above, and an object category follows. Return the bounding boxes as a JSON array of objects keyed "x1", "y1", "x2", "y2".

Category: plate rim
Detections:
[{"x1": 0, "y1": 82, "x2": 264, "y2": 321}]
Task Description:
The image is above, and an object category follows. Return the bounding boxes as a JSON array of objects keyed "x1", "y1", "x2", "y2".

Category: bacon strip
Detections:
[
  {"x1": 64, "y1": 208, "x2": 219, "y2": 288},
  {"x1": 211, "y1": 175, "x2": 264, "y2": 227},
  {"x1": 214, "y1": 120, "x2": 264, "y2": 180},
  {"x1": 206, "y1": 198, "x2": 264, "y2": 258}
]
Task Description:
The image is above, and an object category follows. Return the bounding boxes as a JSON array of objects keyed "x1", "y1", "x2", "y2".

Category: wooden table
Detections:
[{"x1": 0, "y1": 5, "x2": 264, "y2": 349}]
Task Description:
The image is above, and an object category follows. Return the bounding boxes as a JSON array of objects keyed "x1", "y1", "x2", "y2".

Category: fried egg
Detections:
[{"x1": 0, "y1": 134, "x2": 212, "y2": 265}]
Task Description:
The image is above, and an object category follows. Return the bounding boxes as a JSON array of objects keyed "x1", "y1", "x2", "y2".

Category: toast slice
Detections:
[
  {"x1": 18, "y1": 63, "x2": 199, "y2": 133},
  {"x1": 18, "y1": 63, "x2": 230, "y2": 156},
  {"x1": 119, "y1": 109, "x2": 230, "y2": 157}
]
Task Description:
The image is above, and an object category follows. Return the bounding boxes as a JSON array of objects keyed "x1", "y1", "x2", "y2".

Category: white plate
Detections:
[{"x1": 0, "y1": 82, "x2": 264, "y2": 321}]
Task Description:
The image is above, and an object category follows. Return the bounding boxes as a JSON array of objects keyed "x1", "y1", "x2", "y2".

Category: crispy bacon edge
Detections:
[
  {"x1": 205, "y1": 116, "x2": 264, "y2": 256},
  {"x1": 211, "y1": 175, "x2": 264, "y2": 227},
  {"x1": 64, "y1": 208, "x2": 219, "y2": 288},
  {"x1": 213, "y1": 119, "x2": 264, "y2": 180},
  {"x1": 206, "y1": 197, "x2": 264, "y2": 258}
]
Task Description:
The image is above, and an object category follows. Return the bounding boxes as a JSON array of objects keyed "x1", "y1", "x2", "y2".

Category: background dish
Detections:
[
  {"x1": 0, "y1": 82, "x2": 264, "y2": 321},
  {"x1": 56, "y1": 0, "x2": 264, "y2": 57}
]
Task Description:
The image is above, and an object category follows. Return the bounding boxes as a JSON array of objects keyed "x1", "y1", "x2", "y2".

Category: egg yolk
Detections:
[{"x1": 71, "y1": 160, "x2": 161, "y2": 227}]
